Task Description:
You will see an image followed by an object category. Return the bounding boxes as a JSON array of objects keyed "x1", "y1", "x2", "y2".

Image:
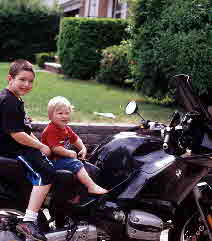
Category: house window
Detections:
[
  {"x1": 88, "y1": 0, "x2": 97, "y2": 17},
  {"x1": 113, "y1": 0, "x2": 128, "y2": 19}
]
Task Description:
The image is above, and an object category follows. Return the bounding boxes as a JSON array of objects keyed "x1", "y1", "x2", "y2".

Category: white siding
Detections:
[{"x1": 107, "y1": 0, "x2": 113, "y2": 17}]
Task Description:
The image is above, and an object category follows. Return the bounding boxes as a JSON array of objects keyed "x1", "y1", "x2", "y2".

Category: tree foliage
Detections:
[
  {"x1": 58, "y1": 17, "x2": 129, "y2": 79},
  {"x1": 131, "y1": 0, "x2": 212, "y2": 98},
  {"x1": 0, "y1": 0, "x2": 60, "y2": 61},
  {"x1": 0, "y1": 0, "x2": 58, "y2": 11}
]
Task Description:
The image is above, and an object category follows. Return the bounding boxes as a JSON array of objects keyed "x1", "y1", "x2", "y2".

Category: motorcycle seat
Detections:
[
  {"x1": 0, "y1": 156, "x2": 20, "y2": 168},
  {"x1": 0, "y1": 156, "x2": 28, "y2": 183},
  {"x1": 55, "y1": 169, "x2": 75, "y2": 183}
]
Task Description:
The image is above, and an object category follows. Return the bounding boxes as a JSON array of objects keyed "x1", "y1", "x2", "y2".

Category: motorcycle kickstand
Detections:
[
  {"x1": 65, "y1": 217, "x2": 78, "y2": 241},
  {"x1": 193, "y1": 186, "x2": 212, "y2": 241}
]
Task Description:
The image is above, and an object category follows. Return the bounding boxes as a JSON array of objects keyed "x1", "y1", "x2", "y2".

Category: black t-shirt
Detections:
[{"x1": 0, "y1": 88, "x2": 32, "y2": 156}]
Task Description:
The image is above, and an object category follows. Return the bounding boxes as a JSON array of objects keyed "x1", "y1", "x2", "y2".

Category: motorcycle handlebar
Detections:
[
  {"x1": 163, "y1": 127, "x2": 171, "y2": 150},
  {"x1": 127, "y1": 125, "x2": 142, "y2": 131},
  {"x1": 126, "y1": 121, "x2": 166, "y2": 136}
]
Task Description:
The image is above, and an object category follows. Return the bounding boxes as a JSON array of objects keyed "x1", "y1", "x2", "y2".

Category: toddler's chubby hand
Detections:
[
  {"x1": 69, "y1": 150, "x2": 77, "y2": 159},
  {"x1": 78, "y1": 146, "x2": 87, "y2": 160},
  {"x1": 40, "y1": 144, "x2": 51, "y2": 156}
]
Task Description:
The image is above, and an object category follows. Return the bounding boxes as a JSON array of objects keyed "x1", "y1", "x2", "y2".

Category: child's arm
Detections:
[
  {"x1": 73, "y1": 137, "x2": 87, "y2": 160},
  {"x1": 10, "y1": 132, "x2": 51, "y2": 156},
  {"x1": 30, "y1": 132, "x2": 39, "y2": 140},
  {"x1": 52, "y1": 146, "x2": 77, "y2": 158}
]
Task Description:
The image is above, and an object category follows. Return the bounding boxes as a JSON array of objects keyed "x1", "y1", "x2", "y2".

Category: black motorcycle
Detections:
[{"x1": 1, "y1": 74, "x2": 212, "y2": 241}]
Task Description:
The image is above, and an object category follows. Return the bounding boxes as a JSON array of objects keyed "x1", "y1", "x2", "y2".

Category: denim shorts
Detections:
[
  {"x1": 52, "y1": 157, "x2": 84, "y2": 174},
  {"x1": 19, "y1": 155, "x2": 83, "y2": 186}
]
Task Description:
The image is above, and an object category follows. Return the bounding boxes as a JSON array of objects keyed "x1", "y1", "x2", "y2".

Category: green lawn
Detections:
[{"x1": 0, "y1": 62, "x2": 175, "y2": 124}]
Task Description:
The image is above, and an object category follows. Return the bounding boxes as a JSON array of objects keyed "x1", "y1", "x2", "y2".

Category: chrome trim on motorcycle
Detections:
[
  {"x1": 45, "y1": 224, "x2": 97, "y2": 241},
  {"x1": 126, "y1": 210, "x2": 163, "y2": 240}
]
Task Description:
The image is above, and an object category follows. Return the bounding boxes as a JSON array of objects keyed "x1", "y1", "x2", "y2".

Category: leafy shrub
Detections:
[
  {"x1": 143, "y1": 95, "x2": 174, "y2": 107},
  {"x1": 96, "y1": 41, "x2": 132, "y2": 87},
  {"x1": 0, "y1": 1, "x2": 60, "y2": 61},
  {"x1": 58, "y1": 17, "x2": 129, "y2": 80},
  {"x1": 36, "y1": 52, "x2": 55, "y2": 68},
  {"x1": 131, "y1": 0, "x2": 212, "y2": 98}
]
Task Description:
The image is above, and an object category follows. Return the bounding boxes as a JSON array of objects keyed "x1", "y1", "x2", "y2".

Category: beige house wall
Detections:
[
  {"x1": 58, "y1": 0, "x2": 127, "y2": 19},
  {"x1": 98, "y1": 0, "x2": 108, "y2": 17},
  {"x1": 79, "y1": 0, "x2": 85, "y2": 16}
]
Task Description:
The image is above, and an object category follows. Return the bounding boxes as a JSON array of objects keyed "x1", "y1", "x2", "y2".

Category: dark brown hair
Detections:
[{"x1": 9, "y1": 59, "x2": 35, "y2": 78}]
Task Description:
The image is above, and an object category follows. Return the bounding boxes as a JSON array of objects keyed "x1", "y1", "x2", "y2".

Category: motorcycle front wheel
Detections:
[{"x1": 168, "y1": 211, "x2": 210, "y2": 241}]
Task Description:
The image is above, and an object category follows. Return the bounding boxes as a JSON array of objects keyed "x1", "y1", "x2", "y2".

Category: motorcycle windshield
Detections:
[{"x1": 171, "y1": 74, "x2": 212, "y2": 122}]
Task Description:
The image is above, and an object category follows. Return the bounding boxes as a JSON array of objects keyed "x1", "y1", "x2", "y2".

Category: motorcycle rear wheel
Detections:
[{"x1": 168, "y1": 211, "x2": 209, "y2": 241}]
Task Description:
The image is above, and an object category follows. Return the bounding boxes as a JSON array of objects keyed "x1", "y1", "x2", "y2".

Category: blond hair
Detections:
[{"x1": 48, "y1": 96, "x2": 73, "y2": 120}]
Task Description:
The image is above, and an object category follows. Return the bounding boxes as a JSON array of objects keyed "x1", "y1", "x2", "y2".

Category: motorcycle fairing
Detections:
[
  {"x1": 133, "y1": 150, "x2": 175, "y2": 174},
  {"x1": 117, "y1": 153, "x2": 209, "y2": 213},
  {"x1": 136, "y1": 158, "x2": 208, "y2": 205},
  {"x1": 117, "y1": 151, "x2": 176, "y2": 200},
  {"x1": 172, "y1": 74, "x2": 211, "y2": 121},
  {"x1": 180, "y1": 153, "x2": 212, "y2": 167}
]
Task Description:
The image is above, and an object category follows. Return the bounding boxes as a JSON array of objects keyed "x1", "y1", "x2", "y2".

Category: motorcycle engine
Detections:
[{"x1": 126, "y1": 210, "x2": 163, "y2": 241}]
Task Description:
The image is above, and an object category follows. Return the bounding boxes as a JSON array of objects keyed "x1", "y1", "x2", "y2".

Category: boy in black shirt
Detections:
[{"x1": 0, "y1": 59, "x2": 55, "y2": 241}]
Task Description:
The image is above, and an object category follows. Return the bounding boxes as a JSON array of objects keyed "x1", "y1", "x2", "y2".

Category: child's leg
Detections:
[
  {"x1": 16, "y1": 148, "x2": 55, "y2": 241},
  {"x1": 54, "y1": 157, "x2": 108, "y2": 195},
  {"x1": 17, "y1": 185, "x2": 51, "y2": 241},
  {"x1": 22, "y1": 185, "x2": 51, "y2": 225},
  {"x1": 25, "y1": 184, "x2": 51, "y2": 215},
  {"x1": 76, "y1": 167, "x2": 108, "y2": 194}
]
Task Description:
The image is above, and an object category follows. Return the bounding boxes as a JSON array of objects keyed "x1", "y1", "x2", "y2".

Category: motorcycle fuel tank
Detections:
[{"x1": 90, "y1": 132, "x2": 167, "y2": 173}]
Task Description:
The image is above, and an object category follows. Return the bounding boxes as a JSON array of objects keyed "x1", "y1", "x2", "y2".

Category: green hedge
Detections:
[
  {"x1": 58, "y1": 17, "x2": 129, "y2": 80},
  {"x1": 0, "y1": 3, "x2": 60, "y2": 62},
  {"x1": 131, "y1": 0, "x2": 212, "y2": 98}
]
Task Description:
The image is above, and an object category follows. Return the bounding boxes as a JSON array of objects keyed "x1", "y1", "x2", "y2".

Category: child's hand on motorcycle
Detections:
[
  {"x1": 40, "y1": 144, "x2": 51, "y2": 156},
  {"x1": 68, "y1": 150, "x2": 77, "y2": 158},
  {"x1": 78, "y1": 146, "x2": 87, "y2": 160}
]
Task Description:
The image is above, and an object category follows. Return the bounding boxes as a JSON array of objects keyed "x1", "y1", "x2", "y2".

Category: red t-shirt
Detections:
[{"x1": 41, "y1": 122, "x2": 78, "y2": 159}]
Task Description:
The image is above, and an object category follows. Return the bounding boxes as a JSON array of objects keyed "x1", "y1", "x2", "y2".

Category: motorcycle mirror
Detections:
[
  {"x1": 125, "y1": 101, "x2": 146, "y2": 121},
  {"x1": 125, "y1": 101, "x2": 138, "y2": 115}
]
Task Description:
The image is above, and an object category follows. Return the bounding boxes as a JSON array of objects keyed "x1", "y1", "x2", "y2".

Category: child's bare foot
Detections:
[
  {"x1": 67, "y1": 195, "x2": 81, "y2": 204},
  {"x1": 88, "y1": 185, "x2": 108, "y2": 195}
]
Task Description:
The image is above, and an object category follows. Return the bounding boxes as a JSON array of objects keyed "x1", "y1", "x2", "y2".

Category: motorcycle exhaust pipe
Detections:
[
  {"x1": 44, "y1": 224, "x2": 97, "y2": 241},
  {"x1": 45, "y1": 230, "x2": 69, "y2": 241},
  {"x1": 26, "y1": 231, "x2": 68, "y2": 241}
]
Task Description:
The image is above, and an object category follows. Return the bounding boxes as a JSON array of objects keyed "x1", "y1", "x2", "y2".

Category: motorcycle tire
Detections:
[{"x1": 168, "y1": 209, "x2": 209, "y2": 241}]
